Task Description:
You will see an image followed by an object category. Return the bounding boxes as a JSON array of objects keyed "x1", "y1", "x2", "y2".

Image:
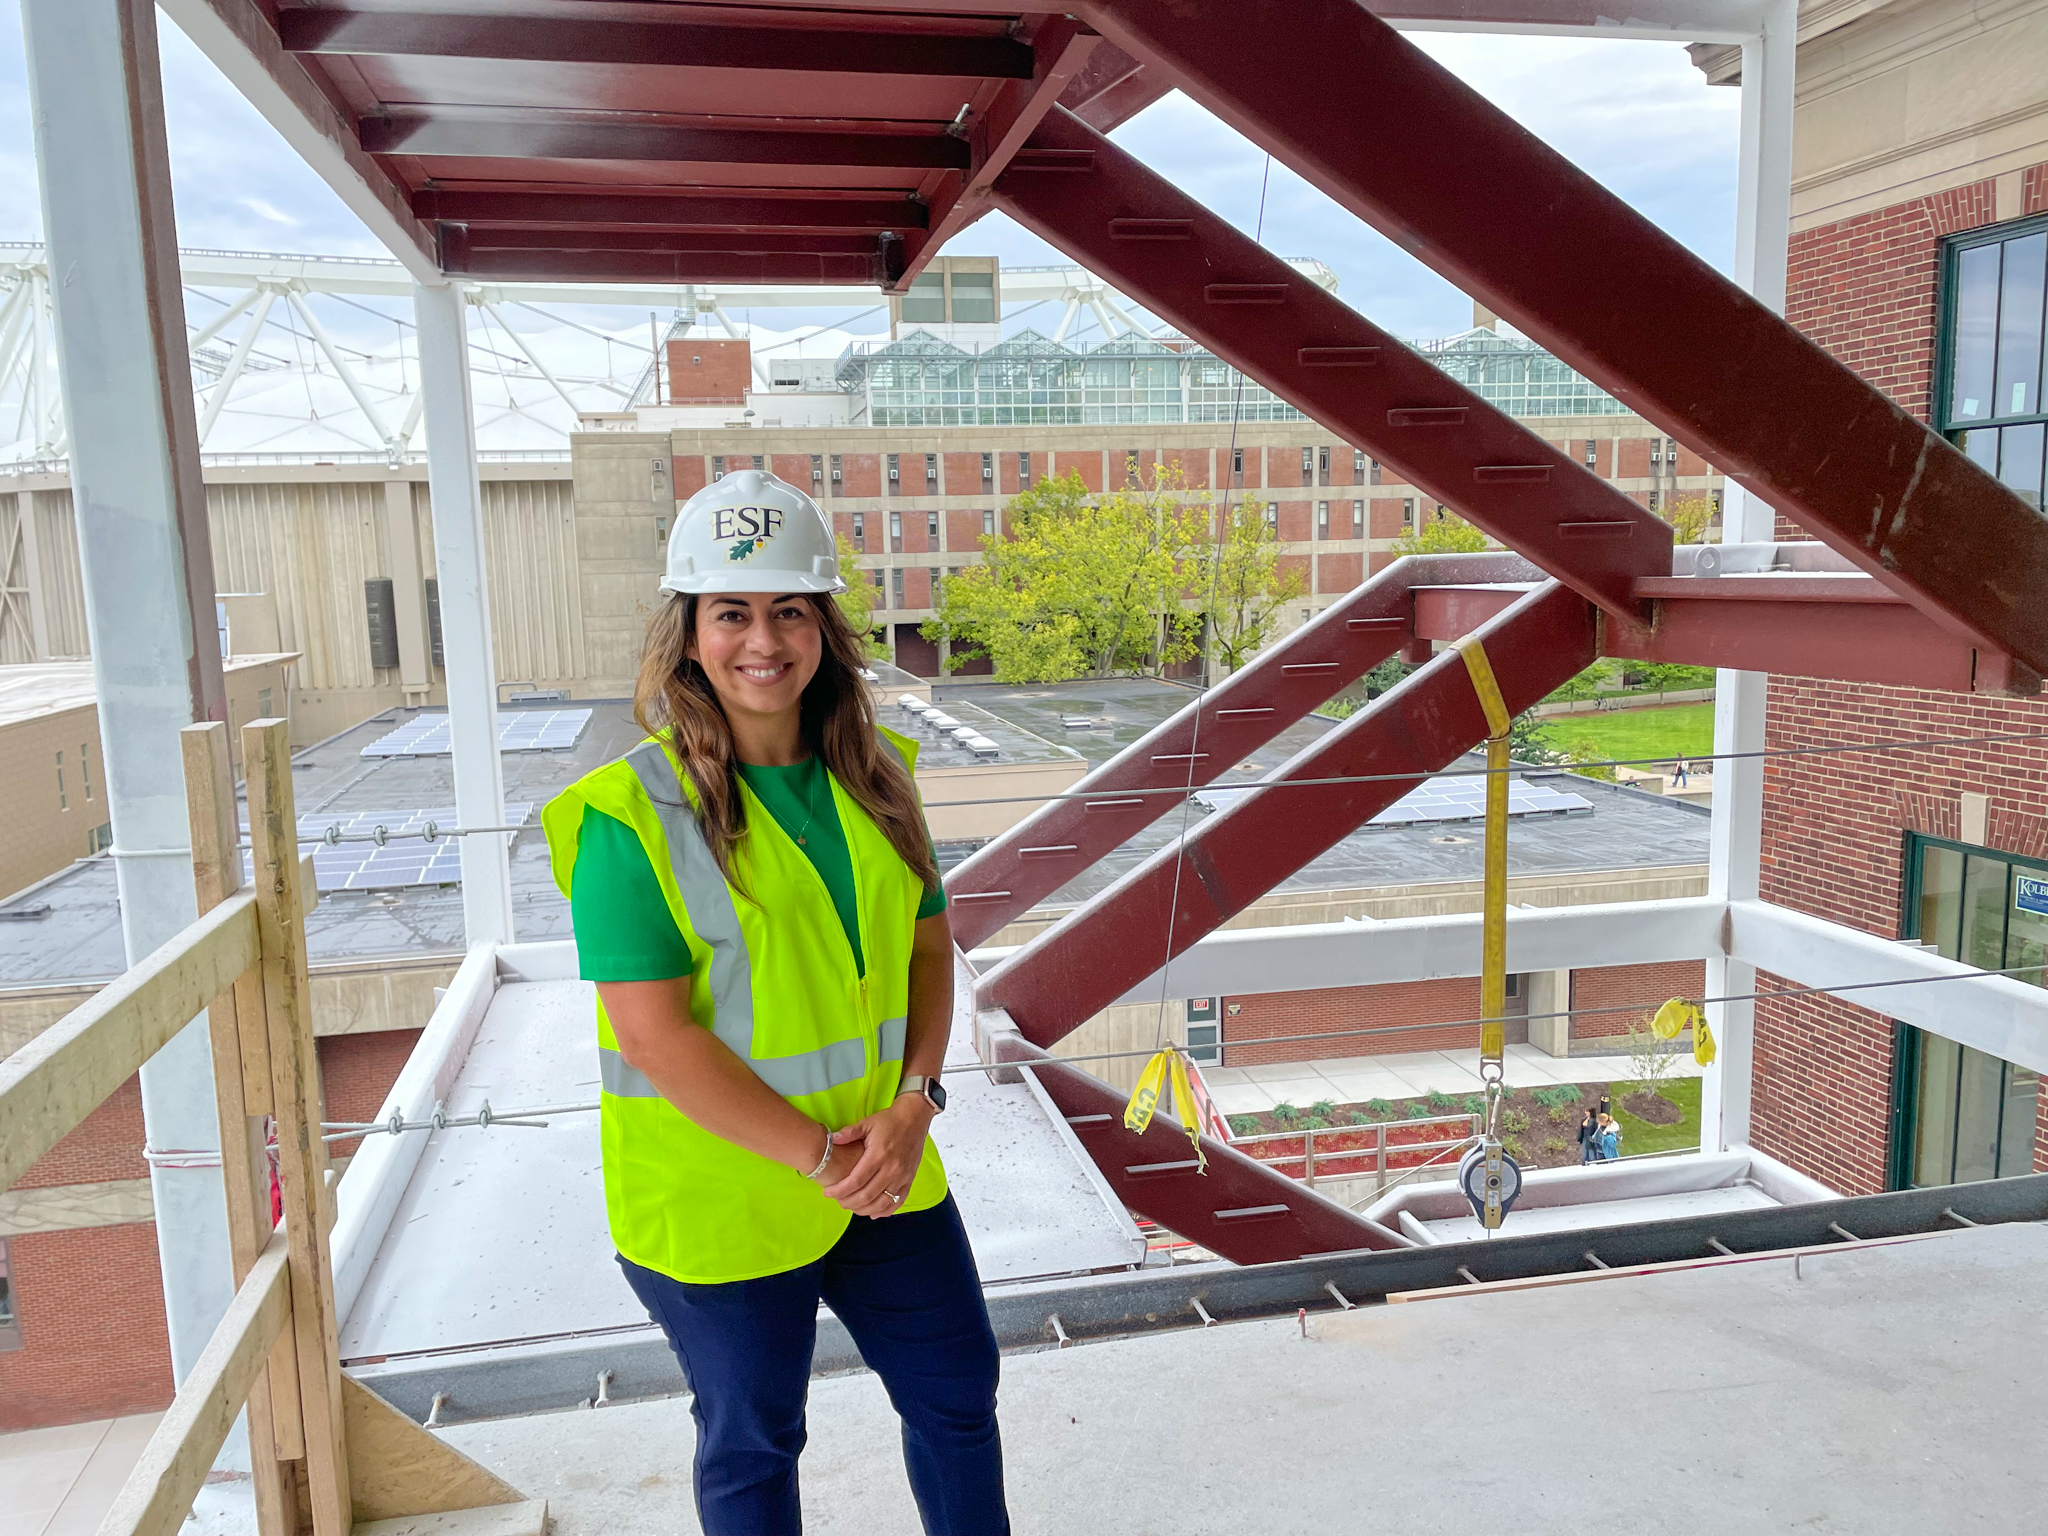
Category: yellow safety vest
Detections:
[{"x1": 541, "y1": 727, "x2": 947, "y2": 1285}]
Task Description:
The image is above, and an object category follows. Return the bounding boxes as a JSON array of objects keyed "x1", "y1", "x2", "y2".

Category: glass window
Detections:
[
  {"x1": 1896, "y1": 833, "x2": 2046, "y2": 1187},
  {"x1": 950, "y1": 271, "x2": 996, "y2": 323},
  {"x1": 0, "y1": 1238, "x2": 18, "y2": 1352},
  {"x1": 1940, "y1": 218, "x2": 2048, "y2": 508},
  {"x1": 901, "y1": 274, "x2": 946, "y2": 324}
]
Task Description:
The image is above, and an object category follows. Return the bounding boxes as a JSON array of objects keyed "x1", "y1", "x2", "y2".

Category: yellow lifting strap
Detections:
[
  {"x1": 1123, "y1": 1046, "x2": 1208, "y2": 1173},
  {"x1": 1454, "y1": 635, "x2": 1514, "y2": 1075}
]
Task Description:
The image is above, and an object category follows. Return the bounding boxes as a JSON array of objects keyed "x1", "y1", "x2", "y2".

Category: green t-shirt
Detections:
[{"x1": 570, "y1": 755, "x2": 945, "y2": 983}]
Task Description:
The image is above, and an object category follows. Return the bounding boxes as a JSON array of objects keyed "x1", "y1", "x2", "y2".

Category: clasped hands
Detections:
[{"x1": 815, "y1": 1093, "x2": 934, "y2": 1218}]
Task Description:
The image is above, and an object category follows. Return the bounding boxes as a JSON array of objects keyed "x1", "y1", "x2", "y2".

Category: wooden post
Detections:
[
  {"x1": 244, "y1": 718, "x2": 351, "y2": 1536},
  {"x1": 182, "y1": 723, "x2": 304, "y2": 1534}
]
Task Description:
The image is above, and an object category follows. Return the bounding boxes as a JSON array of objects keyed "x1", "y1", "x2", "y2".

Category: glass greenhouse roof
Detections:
[{"x1": 835, "y1": 326, "x2": 1628, "y2": 427}]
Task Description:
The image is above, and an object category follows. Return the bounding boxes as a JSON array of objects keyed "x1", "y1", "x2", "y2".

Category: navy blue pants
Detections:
[{"x1": 619, "y1": 1195, "x2": 1008, "y2": 1536}]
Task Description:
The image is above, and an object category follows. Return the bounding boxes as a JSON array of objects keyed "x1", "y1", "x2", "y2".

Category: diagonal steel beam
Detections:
[
  {"x1": 976, "y1": 582, "x2": 1597, "y2": 1042},
  {"x1": 280, "y1": 7, "x2": 1036, "y2": 78},
  {"x1": 359, "y1": 112, "x2": 971, "y2": 170},
  {"x1": 945, "y1": 551, "x2": 1540, "y2": 949},
  {"x1": 1083, "y1": 0, "x2": 2048, "y2": 678},
  {"x1": 998, "y1": 1038, "x2": 1405, "y2": 1262},
  {"x1": 897, "y1": 17, "x2": 1100, "y2": 288},
  {"x1": 991, "y1": 107, "x2": 1669, "y2": 626},
  {"x1": 410, "y1": 190, "x2": 930, "y2": 233}
]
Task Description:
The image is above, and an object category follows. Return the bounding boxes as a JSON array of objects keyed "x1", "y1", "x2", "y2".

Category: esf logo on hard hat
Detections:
[
  {"x1": 714, "y1": 503, "x2": 785, "y2": 561},
  {"x1": 661, "y1": 468, "x2": 844, "y2": 595}
]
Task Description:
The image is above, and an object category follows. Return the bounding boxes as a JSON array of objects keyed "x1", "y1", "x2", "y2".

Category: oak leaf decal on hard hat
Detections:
[{"x1": 728, "y1": 536, "x2": 766, "y2": 560}]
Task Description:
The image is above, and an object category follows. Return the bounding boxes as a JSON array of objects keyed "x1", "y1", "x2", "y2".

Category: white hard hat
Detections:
[{"x1": 662, "y1": 468, "x2": 844, "y2": 595}]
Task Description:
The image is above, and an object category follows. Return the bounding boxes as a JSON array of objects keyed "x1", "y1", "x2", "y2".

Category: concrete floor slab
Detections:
[
  {"x1": 440, "y1": 1223, "x2": 2048, "y2": 1536},
  {"x1": 0, "y1": 1413, "x2": 162, "y2": 1536}
]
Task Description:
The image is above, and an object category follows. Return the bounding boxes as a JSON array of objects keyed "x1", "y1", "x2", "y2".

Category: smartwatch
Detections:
[{"x1": 897, "y1": 1074, "x2": 947, "y2": 1114}]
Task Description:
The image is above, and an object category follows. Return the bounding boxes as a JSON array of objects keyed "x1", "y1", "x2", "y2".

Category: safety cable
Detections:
[
  {"x1": 247, "y1": 723, "x2": 2048, "y2": 853},
  {"x1": 1148, "y1": 151, "x2": 1275, "y2": 1054},
  {"x1": 942, "y1": 956, "x2": 2048, "y2": 1075},
  {"x1": 318, "y1": 959, "x2": 2048, "y2": 1140}
]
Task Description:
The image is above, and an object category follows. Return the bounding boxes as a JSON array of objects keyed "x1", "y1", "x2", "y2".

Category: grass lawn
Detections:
[
  {"x1": 1613, "y1": 1073, "x2": 1702, "y2": 1156},
  {"x1": 1535, "y1": 702, "x2": 1715, "y2": 768}
]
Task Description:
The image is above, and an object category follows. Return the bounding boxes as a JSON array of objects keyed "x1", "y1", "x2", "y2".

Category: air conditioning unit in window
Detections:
[
  {"x1": 889, "y1": 468, "x2": 900, "y2": 480},
  {"x1": 832, "y1": 470, "x2": 842, "y2": 481}
]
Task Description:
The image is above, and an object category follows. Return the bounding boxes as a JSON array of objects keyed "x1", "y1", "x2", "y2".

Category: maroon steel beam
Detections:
[
  {"x1": 1403, "y1": 574, "x2": 2026, "y2": 693},
  {"x1": 997, "y1": 1040, "x2": 1402, "y2": 1262},
  {"x1": 1614, "y1": 578, "x2": 2014, "y2": 694},
  {"x1": 411, "y1": 189, "x2": 930, "y2": 233},
  {"x1": 978, "y1": 582, "x2": 1597, "y2": 1041},
  {"x1": 280, "y1": 7, "x2": 1036, "y2": 77},
  {"x1": 359, "y1": 112, "x2": 971, "y2": 170},
  {"x1": 897, "y1": 17, "x2": 1099, "y2": 290},
  {"x1": 991, "y1": 108, "x2": 1668, "y2": 627},
  {"x1": 1069, "y1": 67, "x2": 1170, "y2": 132},
  {"x1": 944, "y1": 551, "x2": 1540, "y2": 949},
  {"x1": 1083, "y1": 0, "x2": 2048, "y2": 677},
  {"x1": 454, "y1": 227, "x2": 886, "y2": 258},
  {"x1": 434, "y1": 240, "x2": 891, "y2": 287}
]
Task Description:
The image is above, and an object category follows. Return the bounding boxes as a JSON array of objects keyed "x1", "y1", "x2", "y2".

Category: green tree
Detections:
[
  {"x1": 831, "y1": 534, "x2": 887, "y2": 658},
  {"x1": 1507, "y1": 710, "x2": 1568, "y2": 766},
  {"x1": 1200, "y1": 496, "x2": 1305, "y2": 674},
  {"x1": 923, "y1": 471, "x2": 1206, "y2": 682},
  {"x1": 1664, "y1": 493, "x2": 1717, "y2": 546},
  {"x1": 1390, "y1": 507, "x2": 1489, "y2": 555}
]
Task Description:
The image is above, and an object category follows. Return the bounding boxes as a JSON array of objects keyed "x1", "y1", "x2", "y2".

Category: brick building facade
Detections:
[
  {"x1": 1695, "y1": 0, "x2": 2048, "y2": 1193},
  {"x1": 0, "y1": 1028, "x2": 420, "y2": 1428}
]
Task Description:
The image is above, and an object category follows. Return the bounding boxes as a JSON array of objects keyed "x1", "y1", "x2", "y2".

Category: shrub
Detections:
[
  {"x1": 1228, "y1": 1114, "x2": 1261, "y2": 1137},
  {"x1": 1502, "y1": 1136, "x2": 1529, "y2": 1162},
  {"x1": 1406, "y1": 1102, "x2": 1432, "y2": 1120},
  {"x1": 1309, "y1": 1099, "x2": 1337, "y2": 1119},
  {"x1": 1462, "y1": 1094, "x2": 1486, "y2": 1117},
  {"x1": 1627, "y1": 1019, "x2": 1680, "y2": 1098},
  {"x1": 1299, "y1": 1116, "x2": 1328, "y2": 1131},
  {"x1": 1502, "y1": 1107, "x2": 1532, "y2": 1136},
  {"x1": 1366, "y1": 1098, "x2": 1393, "y2": 1119},
  {"x1": 1427, "y1": 1088, "x2": 1455, "y2": 1111},
  {"x1": 1543, "y1": 1137, "x2": 1568, "y2": 1157},
  {"x1": 1347, "y1": 1110, "x2": 1374, "y2": 1126},
  {"x1": 1271, "y1": 1101, "x2": 1299, "y2": 1124}
]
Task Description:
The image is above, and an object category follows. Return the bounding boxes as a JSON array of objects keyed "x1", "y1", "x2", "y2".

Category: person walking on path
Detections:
[
  {"x1": 542, "y1": 470, "x2": 1007, "y2": 1536},
  {"x1": 1672, "y1": 757, "x2": 1690, "y2": 787}
]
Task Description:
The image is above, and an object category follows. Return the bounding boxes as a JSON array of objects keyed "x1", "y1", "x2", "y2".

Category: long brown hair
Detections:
[{"x1": 634, "y1": 590, "x2": 939, "y2": 891}]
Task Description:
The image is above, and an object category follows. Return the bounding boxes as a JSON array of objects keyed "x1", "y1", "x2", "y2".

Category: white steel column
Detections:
[
  {"x1": 414, "y1": 281, "x2": 513, "y2": 943},
  {"x1": 1703, "y1": 0, "x2": 1796, "y2": 1153},
  {"x1": 21, "y1": 0, "x2": 233, "y2": 1383}
]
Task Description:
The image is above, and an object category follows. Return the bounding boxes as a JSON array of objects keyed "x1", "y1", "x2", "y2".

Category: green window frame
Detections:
[
  {"x1": 1936, "y1": 212, "x2": 2048, "y2": 509},
  {"x1": 1887, "y1": 832, "x2": 2045, "y2": 1189}
]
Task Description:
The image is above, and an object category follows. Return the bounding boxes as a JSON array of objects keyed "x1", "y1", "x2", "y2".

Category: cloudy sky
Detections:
[{"x1": 0, "y1": 13, "x2": 1740, "y2": 344}]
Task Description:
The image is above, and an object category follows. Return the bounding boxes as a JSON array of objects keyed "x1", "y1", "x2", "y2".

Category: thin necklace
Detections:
[{"x1": 794, "y1": 760, "x2": 826, "y2": 847}]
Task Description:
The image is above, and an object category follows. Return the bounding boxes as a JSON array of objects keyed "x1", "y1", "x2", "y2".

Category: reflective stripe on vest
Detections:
[{"x1": 618, "y1": 739, "x2": 906, "y2": 1099}]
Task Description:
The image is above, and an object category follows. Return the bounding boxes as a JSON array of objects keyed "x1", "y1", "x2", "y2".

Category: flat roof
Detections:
[
  {"x1": 0, "y1": 655, "x2": 297, "y2": 732},
  {"x1": 944, "y1": 677, "x2": 1710, "y2": 906},
  {"x1": 429, "y1": 1222, "x2": 2048, "y2": 1534},
  {"x1": 0, "y1": 680, "x2": 1707, "y2": 986}
]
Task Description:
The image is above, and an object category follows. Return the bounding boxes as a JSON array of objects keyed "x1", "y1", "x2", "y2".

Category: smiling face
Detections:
[{"x1": 689, "y1": 592, "x2": 823, "y2": 739}]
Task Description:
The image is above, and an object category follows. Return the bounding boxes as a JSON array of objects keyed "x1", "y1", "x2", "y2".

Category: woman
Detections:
[
  {"x1": 1576, "y1": 1107, "x2": 1600, "y2": 1165},
  {"x1": 1596, "y1": 1112, "x2": 1622, "y2": 1163},
  {"x1": 542, "y1": 470, "x2": 1007, "y2": 1536}
]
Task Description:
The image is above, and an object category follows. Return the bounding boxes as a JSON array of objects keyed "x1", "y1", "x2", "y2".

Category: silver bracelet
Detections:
[{"x1": 805, "y1": 1126, "x2": 834, "y2": 1182}]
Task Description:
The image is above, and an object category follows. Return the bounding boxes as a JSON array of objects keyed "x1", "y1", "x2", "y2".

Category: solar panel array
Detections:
[
  {"x1": 359, "y1": 709, "x2": 591, "y2": 758},
  {"x1": 1194, "y1": 775, "x2": 1594, "y2": 825},
  {"x1": 243, "y1": 804, "x2": 533, "y2": 891}
]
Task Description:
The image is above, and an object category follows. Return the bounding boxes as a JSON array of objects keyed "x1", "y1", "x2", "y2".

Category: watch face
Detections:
[{"x1": 926, "y1": 1078, "x2": 947, "y2": 1112}]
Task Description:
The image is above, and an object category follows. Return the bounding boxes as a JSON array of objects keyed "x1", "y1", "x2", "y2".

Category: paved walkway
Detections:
[
  {"x1": 0, "y1": 1412, "x2": 161, "y2": 1536},
  {"x1": 1201, "y1": 1041, "x2": 1705, "y2": 1116}
]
